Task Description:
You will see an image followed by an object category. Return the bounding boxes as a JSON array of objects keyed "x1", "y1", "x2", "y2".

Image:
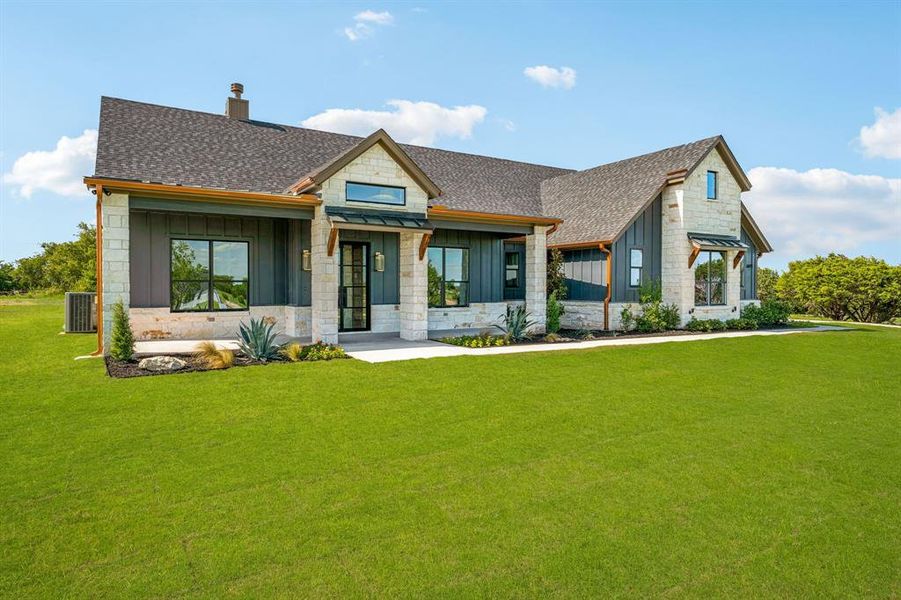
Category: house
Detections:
[{"x1": 86, "y1": 84, "x2": 771, "y2": 354}]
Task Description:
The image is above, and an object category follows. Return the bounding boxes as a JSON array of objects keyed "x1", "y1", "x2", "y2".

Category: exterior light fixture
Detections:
[
  {"x1": 302, "y1": 249, "x2": 312, "y2": 271},
  {"x1": 374, "y1": 251, "x2": 385, "y2": 272}
]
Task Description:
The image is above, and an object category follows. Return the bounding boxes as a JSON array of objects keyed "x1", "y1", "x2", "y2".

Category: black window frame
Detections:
[
  {"x1": 706, "y1": 170, "x2": 718, "y2": 200},
  {"x1": 345, "y1": 181, "x2": 407, "y2": 206},
  {"x1": 629, "y1": 247, "x2": 643, "y2": 288},
  {"x1": 169, "y1": 238, "x2": 250, "y2": 313},
  {"x1": 694, "y1": 250, "x2": 727, "y2": 307},
  {"x1": 504, "y1": 251, "x2": 520, "y2": 289},
  {"x1": 427, "y1": 246, "x2": 470, "y2": 308}
]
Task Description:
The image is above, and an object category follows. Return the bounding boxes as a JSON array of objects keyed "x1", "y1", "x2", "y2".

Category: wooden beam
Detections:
[
  {"x1": 733, "y1": 250, "x2": 745, "y2": 269},
  {"x1": 688, "y1": 244, "x2": 702, "y2": 269},
  {"x1": 326, "y1": 227, "x2": 338, "y2": 257},
  {"x1": 419, "y1": 232, "x2": 432, "y2": 260}
]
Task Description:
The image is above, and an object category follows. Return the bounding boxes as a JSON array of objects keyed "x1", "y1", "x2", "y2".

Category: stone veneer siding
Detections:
[
  {"x1": 101, "y1": 192, "x2": 130, "y2": 352},
  {"x1": 525, "y1": 226, "x2": 548, "y2": 333},
  {"x1": 661, "y1": 149, "x2": 743, "y2": 325},
  {"x1": 310, "y1": 206, "x2": 339, "y2": 344},
  {"x1": 319, "y1": 143, "x2": 429, "y2": 214},
  {"x1": 428, "y1": 302, "x2": 509, "y2": 331},
  {"x1": 399, "y1": 232, "x2": 428, "y2": 340}
]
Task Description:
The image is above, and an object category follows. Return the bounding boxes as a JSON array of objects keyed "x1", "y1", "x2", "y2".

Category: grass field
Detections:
[{"x1": 1, "y1": 297, "x2": 899, "y2": 597}]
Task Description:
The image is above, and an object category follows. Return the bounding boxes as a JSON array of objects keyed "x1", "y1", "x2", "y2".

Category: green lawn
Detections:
[{"x1": 1, "y1": 298, "x2": 899, "y2": 598}]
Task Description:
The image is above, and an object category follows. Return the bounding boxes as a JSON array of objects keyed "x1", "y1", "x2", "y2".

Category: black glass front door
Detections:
[{"x1": 339, "y1": 242, "x2": 369, "y2": 331}]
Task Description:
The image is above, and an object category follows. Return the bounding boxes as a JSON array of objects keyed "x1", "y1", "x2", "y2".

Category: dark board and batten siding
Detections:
[
  {"x1": 740, "y1": 227, "x2": 758, "y2": 300},
  {"x1": 610, "y1": 196, "x2": 662, "y2": 303},
  {"x1": 429, "y1": 229, "x2": 505, "y2": 303},
  {"x1": 339, "y1": 230, "x2": 400, "y2": 305},
  {"x1": 561, "y1": 196, "x2": 662, "y2": 303},
  {"x1": 129, "y1": 209, "x2": 312, "y2": 308}
]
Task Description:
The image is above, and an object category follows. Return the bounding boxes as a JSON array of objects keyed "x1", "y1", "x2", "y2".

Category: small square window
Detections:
[{"x1": 707, "y1": 171, "x2": 717, "y2": 200}]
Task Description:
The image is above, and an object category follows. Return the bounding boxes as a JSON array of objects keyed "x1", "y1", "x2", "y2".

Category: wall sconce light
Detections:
[
  {"x1": 302, "y1": 249, "x2": 312, "y2": 271},
  {"x1": 374, "y1": 251, "x2": 385, "y2": 272}
]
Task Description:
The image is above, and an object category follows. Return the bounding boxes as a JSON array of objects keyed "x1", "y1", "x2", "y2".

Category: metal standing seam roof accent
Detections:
[
  {"x1": 687, "y1": 233, "x2": 750, "y2": 249},
  {"x1": 325, "y1": 206, "x2": 433, "y2": 230}
]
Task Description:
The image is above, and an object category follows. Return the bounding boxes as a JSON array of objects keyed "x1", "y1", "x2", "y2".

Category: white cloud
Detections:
[
  {"x1": 498, "y1": 118, "x2": 517, "y2": 132},
  {"x1": 745, "y1": 166, "x2": 901, "y2": 268},
  {"x1": 523, "y1": 65, "x2": 577, "y2": 89},
  {"x1": 343, "y1": 9, "x2": 393, "y2": 41},
  {"x1": 3, "y1": 129, "x2": 97, "y2": 198},
  {"x1": 354, "y1": 10, "x2": 393, "y2": 25},
  {"x1": 858, "y1": 107, "x2": 901, "y2": 159},
  {"x1": 301, "y1": 100, "x2": 488, "y2": 146}
]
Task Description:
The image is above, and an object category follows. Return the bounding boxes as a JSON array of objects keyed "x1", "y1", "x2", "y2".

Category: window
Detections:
[
  {"x1": 629, "y1": 248, "x2": 643, "y2": 287},
  {"x1": 346, "y1": 182, "x2": 405, "y2": 206},
  {"x1": 505, "y1": 251, "x2": 520, "y2": 288},
  {"x1": 707, "y1": 171, "x2": 717, "y2": 200},
  {"x1": 427, "y1": 247, "x2": 469, "y2": 307},
  {"x1": 170, "y1": 239, "x2": 249, "y2": 311},
  {"x1": 694, "y1": 250, "x2": 726, "y2": 306}
]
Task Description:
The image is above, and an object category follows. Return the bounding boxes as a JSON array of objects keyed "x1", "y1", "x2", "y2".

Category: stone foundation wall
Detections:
[
  {"x1": 428, "y1": 302, "x2": 508, "y2": 331},
  {"x1": 129, "y1": 306, "x2": 295, "y2": 341},
  {"x1": 372, "y1": 304, "x2": 401, "y2": 333}
]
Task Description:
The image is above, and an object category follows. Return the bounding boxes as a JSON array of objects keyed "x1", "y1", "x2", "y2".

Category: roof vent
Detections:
[{"x1": 226, "y1": 82, "x2": 249, "y2": 120}]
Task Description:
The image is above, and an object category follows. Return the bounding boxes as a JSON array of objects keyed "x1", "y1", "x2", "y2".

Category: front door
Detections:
[{"x1": 339, "y1": 241, "x2": 370, "y2": 332}]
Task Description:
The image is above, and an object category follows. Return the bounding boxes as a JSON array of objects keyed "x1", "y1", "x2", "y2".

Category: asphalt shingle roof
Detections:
[
  {"x1": 540, "y1": 137, "x2": 722, "y2": 245},
  {"x1": 93, "y1": 97, "x2": 732, "y2": 246}
]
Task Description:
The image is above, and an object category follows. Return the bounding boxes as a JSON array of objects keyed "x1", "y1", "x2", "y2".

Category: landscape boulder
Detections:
[{"x1": 138, "y1": 355, "x2": 186, "y2": 372}]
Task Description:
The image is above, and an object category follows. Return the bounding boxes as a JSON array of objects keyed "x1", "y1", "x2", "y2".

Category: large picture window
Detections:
[
  {"x1": 346, "y1": 182, "x2": 406, "y2": 206},
  {"x1": 427, "y1": 247, "x2": 469, "y2": 307},
  {"x1": 170, "y1": 239, "x2": 249, "y2": 311},
  {"x1": 694, "y1": 250, "x2": 726, "y2": 306}
]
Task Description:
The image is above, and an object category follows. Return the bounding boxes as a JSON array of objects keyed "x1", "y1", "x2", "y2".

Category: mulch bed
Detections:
[{"x1": 105, "y1": 354, "x2": 274, "y2": 379}]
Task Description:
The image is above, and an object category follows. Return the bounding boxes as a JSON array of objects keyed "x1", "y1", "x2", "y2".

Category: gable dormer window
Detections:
[
  {"x1": 706, "y1": 171, "x2": 718, "y2": 200},
  {"x1": 346, "y1": 182, "x2": 406, "y2": 206}
]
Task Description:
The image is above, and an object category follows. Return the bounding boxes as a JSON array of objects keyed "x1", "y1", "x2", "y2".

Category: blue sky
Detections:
[{"x1": 1, "y1": 1, "x2": 899, "y2": 270}]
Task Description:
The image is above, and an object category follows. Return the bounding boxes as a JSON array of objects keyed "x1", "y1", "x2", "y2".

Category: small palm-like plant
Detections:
[
  {"x1": 237, "y1": 318, "x2": 281, "y2": 362},
  {"x1": 498, "y1": 304, "x2": 536, "y2": 342}
]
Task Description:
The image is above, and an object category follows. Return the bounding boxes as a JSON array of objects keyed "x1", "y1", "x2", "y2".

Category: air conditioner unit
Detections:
[{"x1": 65, "y1": 292, "x2": 97, "y2": 333}]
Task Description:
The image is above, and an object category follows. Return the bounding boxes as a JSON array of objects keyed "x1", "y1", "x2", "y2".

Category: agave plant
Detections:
[
  {"x1": 237, "y1": 318, "x2": 281, "y2": 362},
  {"x1": 498, "y1": 304, "x2": 536, "y2": 342}
]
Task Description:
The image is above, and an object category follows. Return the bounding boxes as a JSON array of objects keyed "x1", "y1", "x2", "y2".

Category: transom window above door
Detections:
[{"x1": 346, "y1": 182, "x2": 406, "y2": 206}]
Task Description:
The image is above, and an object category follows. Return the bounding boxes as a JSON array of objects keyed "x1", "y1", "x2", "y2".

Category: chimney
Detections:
[{"x1": 225, "y1": 82, "x2": 249, "y2": 120}]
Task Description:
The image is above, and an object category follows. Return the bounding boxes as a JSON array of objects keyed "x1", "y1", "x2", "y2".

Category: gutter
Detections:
[
  {"x1": 599, "y1": 243, "x2": 612, "y2": 331},
  {"x1": 428, "y1": 205, "x2": 562, "y2": 228},
  {"x1": 83, "y1": 178, "x2": 321, "y2": 207}
]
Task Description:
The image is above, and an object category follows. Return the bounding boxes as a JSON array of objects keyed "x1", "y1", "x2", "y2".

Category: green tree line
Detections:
[
  {"x1": 0, "y1": 223, "x2": 96, "y2": 293},
  {"x1": 757, "y1": 254, "x2": 901, "y2": 324}
]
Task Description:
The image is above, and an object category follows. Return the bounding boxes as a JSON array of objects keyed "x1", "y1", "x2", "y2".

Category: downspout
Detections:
[
  {"x1": 599, "y1": 243, "x2": 612, "y2": 331},
  {"x1": 91, "y1": 184, "x2": 104, "y2": 355}
]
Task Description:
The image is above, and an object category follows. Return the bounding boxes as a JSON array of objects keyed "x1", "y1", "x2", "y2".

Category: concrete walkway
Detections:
[{"x1": 346, "y1": 325, "x2": 847, "y2": 363}]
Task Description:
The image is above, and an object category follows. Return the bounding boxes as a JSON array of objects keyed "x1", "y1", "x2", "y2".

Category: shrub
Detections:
[
  {"x1": 686, "y1": 318, "x2": 728, "y2": 332},
  {"x1": 442, "y1": 333, "x2": 509, "y2": 348},
  {"x1": 299, "y1": 342, "x2": 348, "y2": 361},
  {"x1": 281, "y1": 342, "x2": 304, "y2": 362},
  {"x1": 109, "y1": 299, "x2": 135, "y2": 361},
  {"x1": 499, "y1": 304, "x2": 536, "y2": 341},
  {"x1": 724, "y1": 318, "x2": 758, "y2": 331},
  {"x1": 742, "y1": 299, "x2": 791, "y2": 328},
  {"x1": 543, "y1": 332, "x2": 562, "y2": 343},
  {"x1": 237, "y1": 318, "x2": 281, "y2": 362},
  {"x1": 619, "y1": 306, "x2": 635, "y2": 332},
  {"x1": 546, "y1": 290, "x2": 565, "y2": 334},
  {"x1": 194, "y1": 341, "x2": 234, "y2": 369}
]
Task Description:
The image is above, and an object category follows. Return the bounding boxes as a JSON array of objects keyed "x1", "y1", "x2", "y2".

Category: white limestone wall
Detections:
[
  {"x1": 525, "y1": 226, "x2": 548, "y2": 334},
  {"x1": 372, "y1": 304, "x2": 401, "y2": 333},
  {"x1": 319, "y1": 143, "x2": 428, "y2": 214},
  {"x1": 101, "y1": 192, "x2": 130, "y2": 352},
  {"x1": 310, "y1": 207, "x2": 339, "y2": 344},
  {"x1": 399, "y1": 231, "x2": 428, "y2": 340},
  {"x1": 428, "y1": 302, "x2": 508, "y2": 331},
  {"x1": 129, "y1": 306, "x2": 305, "y2": 341},
  {"x1": 661, "y1": 148, "x2": 743, "y2": 325}
]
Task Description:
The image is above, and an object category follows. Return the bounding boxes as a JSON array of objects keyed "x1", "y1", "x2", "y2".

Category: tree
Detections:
[
  {"x1": 546, "y1": 248, "x2": 567, "y2": 300},
  {"x1": 109, "y1": 299, "x2": 135, "y2": 361},
  {"x1": 0, "y1": 261, "x2": 18, "y2": 292},
  {"x1": 756, "y1": 267, "x2": 779, "y2": 303},
  {"x1": 777, "y1": 254, "x2": 901, "y2": 323},
  {"x1": 7, "y1": 222, "x2": 96, "y2": 292}
]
